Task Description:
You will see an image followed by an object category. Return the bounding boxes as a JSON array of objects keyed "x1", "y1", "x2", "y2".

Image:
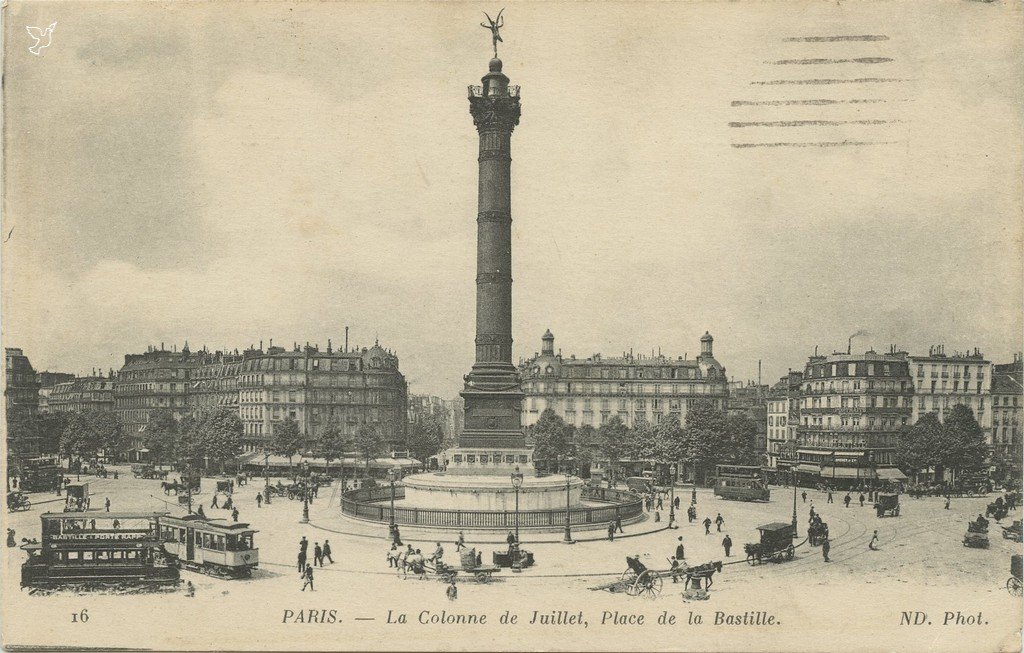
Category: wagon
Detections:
[
  {"x1": 1008, "y1": 554, "x2": 1022, "y2": 597},
  {"x1": 588, "y1": 556, "x2": 663, "y2": 598},
  {"x1": 745, "y1": 522, "x2": 795, "y2": 564},
  {"x1": 423, "y1": 548, "x2": 500, "y2": 584},
  {"x1": 963, "y1": 518, "x2": 990, "y2": 549},
  {"x1": 1001, "y1": 521, "x2": 1022, "y2": 543},
  {"x1": 874, "y1": 493, "x2": 900, "y2": 518}
]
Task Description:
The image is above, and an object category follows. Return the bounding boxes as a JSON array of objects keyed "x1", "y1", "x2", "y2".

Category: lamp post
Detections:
[
  {"x1": 511, "y1": 465, "x2": 524, "y2": 544},
  {"x1": 388, "y1": 468, "x2": 398, "y2": 532},
  {"x1": 263, "y1": 451, "x2": 271, "y2": 505},
  {"x1": 301, "y1": 461, "x2": 310, "y2": 524},
  {"x1": 562, "y1": 471, "x2": 574, "y2": 544},
  {"x1": 668, "y1": 463, "x2": 677, "y2": 529}
]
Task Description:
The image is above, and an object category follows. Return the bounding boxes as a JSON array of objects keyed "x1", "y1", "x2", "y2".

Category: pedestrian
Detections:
[
  {"x1": 392, "y1": 524, "x2": 403, "y2": 546},
  {"x1": 314, "y1": 542, "x2": 323, "y2": 567},
  {"x1": 656, "y1": 496, "x2": 664, "y2": 511},
  {"x1": 703, "y1": 517, "x2": 712, "y2": 535},
  {"x1": 300, "y1": 536, "x2": 309, "y2": 555},
  {"x1": 112, "y1": 519, "x2": 120, "y2": 529},
  {"x1": 722, "y1": 534, "x2": 732, "y2": 557},
  {"x1": 298, "y1": 547, "x2": 307, "y2": 572},
  {"x1": 211, "y1": 493, "x2": 219, "y2": 509},
  {"x1": 675, "y1": 536, "x2": 685, "y2": 562},
  {"x1": 669, "y1": 556, "x2": 682, "y2": 583},
  {"x1": 827, "y1": 490, "x2": 834, "y2": 504},
  {"x1": 869, "y1": 530, "x2": 879, "y2": 550},
  {"x1": 256, "y1": 492, "x2": 263, "y2": 508},
  {"x1": 801, "y1": 490, "x2": 807, "y2": 503},
  {"x1": 231, "y1": 507, "x2": 239, "y2": 522},
  {"x1": 653, "y1": 510, "x2": 661, "y2": 522},
  {"x1": 607, "y1": 521, "x2": 615, "y2": 541},
  {"x1": 822, "y1": 537, "x2": 831, "y2": 562},
  {"x1": 944, "y1": 495, "x2": 951, "y2": 510},
  {"x1": 715, "y1": 513, "x2": 724, "y2": 532},
  {"x1": 430, "y1": 542, "x2": 444, "y2": 563},
  {"x1": 859, "y1": 493, "x2": 865, "y2": 507},
  {"x1": 185, "y1": 581, "x2": 195, "y2": 597},
  {"x1": 674, "y1": 496, "x2": 680, "y2": 509},
  {"x1": 197, "y1": 505, "x2": 206, "y2": 519},
  {"x1": 114, "y1": 470, "x2": 118, "y2": 480},
  {"x1": 387, "y1": 543, "x2": 399, "y2": 568},
  {"x1": 397, "y1": 547, "x2": 410, "y2": 578},
  {"x1": 455, "y1": 531, "x2": 466, "y2": 552},
  {"x1": 302, "y1": 563, "x2": 314, "y2": 591},
  {"x1": 323, "y1": 540, "x2": 334, "y2": 564},
  {"x1": 691, "y1": 487, "x2": 697, "y2": 504},
  {"x1": 844, "y1": 493, "x2": 851, "y2": 508},
  {"x1": 446, "y1": 580, "x2": 458, "y2": 601},
  {"x1": 105, "y1": 497, "x2": 111, "y2": 512},
  {"x1": 615, "y1": 516, "x2": 623, "y2": 533}
]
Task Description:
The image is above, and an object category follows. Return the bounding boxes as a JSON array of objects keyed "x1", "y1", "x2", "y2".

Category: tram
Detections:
[
  {"x1": 21, "y1": 512, "x2": 179, "y2": 588},
  {"x1": 19, "y1": 456, "x2": 62, "y2": 493},
  {"x1": 160, "y1": 514, "x2": 259, "y2": 578},
  {"x1": 714, "y1": 465, "x2": 770, "y2": 502}
]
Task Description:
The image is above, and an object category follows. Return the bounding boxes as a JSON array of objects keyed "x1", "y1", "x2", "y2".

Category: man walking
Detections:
[
  {"x1": 256, "y1": 492, "x2": 263, "y2": 508},
  {"x1": 801, "y1": 490, "x2": 807, "y2": 503},
  {"x1": 715, "y1": 513, "x2": 724, "y2": 532},
  {"x1": 844, "y1": 493, "x2": 852, "y2": 508},
  {"x1": 231, "y1": 507, "x2": 239, "y2": 522},
  {"x1": 297, "y1": 546, "x2": 307, "y2": 572},
  {"x1": 607, "y1": 521, "x2": 615, "y2": 541},
  {"x1": 615, "y1": 516, "x2": 623, "y2": 534},
  {"x1": 722, "y1": 534, "x2": 732, "y2": 557},
  {"x1": 675, "y1": 536, "x2": 685, "y2": 563},
  {"x1": 314, "y1": 542, "x2": 323, "y2": 567},
  {"x1": 104, "y1": 497, "x2": 111, "y2": 512},
  {"x1": 703, "y1": 516, "x2": 712, "y2": 535},
  {"x1": 323, "y1": 540, "x2": 334, "y2": 564},
  {"x1": 455, "y1": 531, "x2": 466, "y2": 552},
  {"x1": 859, "y1": 493, "x2": 865, "y2": 507},
  {"x1": 944, "y1": 495, "x2": 951, "y2": 510},
  {"x1": 827, "y1": 490, "x2": 834, "y2": 504},
  {"x1": 822, "y1": 537, "x2": 831, "y2": 562},
  {"x1": 301, "y1": 563, "x2": 314, "y2": 591},
  {"x1": 211, "y1": 493, "x2": 220, "y2": 509},
  {"x1": 430, "y1": 542, "x2": 444, "y2": 564},
  {"x1": 869, "y1": 530, "x2": 879, "y2": 550}
]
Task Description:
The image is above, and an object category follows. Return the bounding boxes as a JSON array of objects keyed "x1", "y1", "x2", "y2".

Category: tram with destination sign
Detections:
[
  {"x1": 160, "y1": 514, "x2": 259, "y2": 578},
  {"x1": 714, "y1": 465, "x2": 770, "y2": 502},
  {"x1": 21, "y1": 512, "x2": 179, "y2": 588}
]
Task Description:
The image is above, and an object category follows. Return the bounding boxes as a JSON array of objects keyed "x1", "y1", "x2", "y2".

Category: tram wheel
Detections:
[{"x1": 1008, "y1": 577, "x2": 1022, "y2": 597}]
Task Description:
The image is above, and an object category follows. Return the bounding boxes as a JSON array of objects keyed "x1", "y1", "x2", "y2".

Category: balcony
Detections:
[{"x1": 467, "y1": 85, "x2": 520, "y2": 98}]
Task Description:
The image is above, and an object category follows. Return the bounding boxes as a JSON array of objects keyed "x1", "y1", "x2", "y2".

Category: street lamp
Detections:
[
  {"x1": 300, "y1": 461, "x2": 310, "y2": 524},
  {"x1": 388, "y1": 467, "x2": 398, "y2": 532},
  {"x1": 263, "y1": 451, "x2": 272, "y2": 505},
  {"x1": 562, "y1": 471, "x2": 574, "y2": 544},
  {"x1": 511, "y1": 465, "x2": 524, "y2": 544},
  {"x1": 668, "y1": 463, "x2": 677, "y2": 529}
]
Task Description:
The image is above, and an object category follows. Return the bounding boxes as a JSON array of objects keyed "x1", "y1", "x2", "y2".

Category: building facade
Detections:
[
  {"x1": 49, "y1": 374, "x2": 116, "y2": 414},
  {"x1": 36, "y1": 371, "x2": 76, "y2": 414},
  {"x1": 115, "y1": 345, "x2": 199, "y2": 454},
  {"x1": 794, "y1": 348, "x2": 913, "y2": 487},
  {"x1": 991, "y1": 354, "x2": 1022, "y2": 480},
  {"x1": 5, "y1": 348, "x2": 41, "y2": 462},
  {"x1": 907, "y1": 346, "x2": 992, "y2": 443},
  {"x1": 520, "y1": 331, "x2": 729, "y2": 429},
  {"x1": 766, "y1": 371, "x2": 803, "y2": 470}
]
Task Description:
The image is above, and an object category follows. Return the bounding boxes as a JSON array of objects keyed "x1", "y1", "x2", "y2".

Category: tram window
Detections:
[
  {"x1": 82, "y1": 551, "x2": 94, "y2": 561},
  {"x1": 67, "y1": 551, "x2": 80, "y2": 561},
  {"x1": 111, "y1": 551, "x2": 124, "y2": 560},
  {"x1": 96, "y1": 551, "x2": 110, "y2": 561},
  {"x1": 126, "y1": 551, "x2": 138, "y2": 560},
  {"x1": 216, "y1": 535, "x2": 225, "y2": 551},
  {"x1": 179, "y1": 530, "x2": 185, "y2": 543}
]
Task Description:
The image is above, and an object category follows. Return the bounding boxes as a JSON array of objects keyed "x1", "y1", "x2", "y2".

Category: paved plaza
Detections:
[{"x1": 3, "y1": 467, "x2": 1020, "y2": 651}]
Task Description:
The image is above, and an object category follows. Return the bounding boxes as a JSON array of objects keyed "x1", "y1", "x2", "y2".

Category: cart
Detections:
[
  {"x1": 426, "y1": 548, "x2": 501, "y2": 584},
  {"x1": 874, "y1": 493, "x2": 900, "y2": 518},
  {"x1": 963, "y1": 519, "x2": 990, "y2": 549},
  {"x1": 745, "y1": 522, "x2": 796, "y2": 564},
  {"x1": 7, "y1": 492, "x2": 31, "y2": 513},
  {"x1": 64, "y1": 483, "x2": 90, "y2": 512},
  {"x1": 1001, "y1": 521, "x2": 1022, "y2": 543},
  {"x1": 589, "y1": 556, "x2": 663, "y2": 598},
  {"x1": 808, "y1": 521, "x2": 829, "y2": 546},
  {"x1": 215, "y1": 479, "x2": 235, "y2": 496},
  {"x1": 1008, "y1": 555, "x2": 1022, "y2": 597}
]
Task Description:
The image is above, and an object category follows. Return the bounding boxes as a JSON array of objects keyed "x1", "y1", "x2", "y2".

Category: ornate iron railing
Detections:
[{"x1": 340, "y1": 485, "x2": 642, "y2": 529}]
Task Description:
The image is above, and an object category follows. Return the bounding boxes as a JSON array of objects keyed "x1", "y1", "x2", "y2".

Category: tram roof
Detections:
[
  {"x1": 162, "y1": 514, "x2": 256, "y2": 531},
  {"x1": 41, "y1": 512, "x2": 169, "y2": 520}
]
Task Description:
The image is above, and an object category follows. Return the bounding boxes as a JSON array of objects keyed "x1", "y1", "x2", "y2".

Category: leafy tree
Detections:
[
  {"x1": 175, "y1": 415, "x2": 206, "y2": 469},
  {"x1": 572, "y1": 424, "x2": 598, "y2": 476},
  {"x1": 405, "y1": 414, "x2": 445, "y2": 471},
  {"x1": 199, "y1": 408, "x2": 243, "y2": 473},
  {"x1": 316, "y1": 420, "x2": 350, "y2": 475},
  {"x1": 531, "y1": 409, "x2": 573, "y2": 473},
  {"x1": 142, "y1": 410, "x2": 179, "y2": 467},
  {"x1": 896, "y1": 413, "x2": 942, "y2": 481},
  {"x1": 629, "y1": 419, "x2": 657, "y2": 463},
  {"x1": 36, "y1": 413, "x2": 68, "y2": 456},
  {"x1": 270, "y1": 417, "x2": 304, "y2": 473},
  {"x1": 723, "y1": 414, "x2": 761, "y2": 466},
  {"x1": 597, "y1": 416, "x2": 630, "y2": 487},
  {"x1": 353, "y1": 422, "x2": 387, "y2": 475},
  {"x1": 60, "y1": 412, "x2": 123, "y2": 464},
  {"x1": 684, "y1": 400, "x2": 728, "y2": 485},
  {"x1": 651, "y1": 416, "x2": 686, "y2": 484},
  {"x1": 939, "y1": 404, "x2": 988, "y2": 483}
]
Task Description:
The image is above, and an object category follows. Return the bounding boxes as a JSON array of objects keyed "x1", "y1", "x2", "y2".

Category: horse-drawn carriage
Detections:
[
  {"x1": 590, "y1": 556, "x2": 664, "y2": 598},
  {"x1": 423, "y1": 548, "x2": 501, "y2": 584},
  {"x1": 131, "y1": 464, "x2": 168, "y2": 480},
  {"x1": 874, "y1": 493, "x2": 900, "y2": 518},
  {"x1": 986, "y1": 499, "x2": 1009, "y2": 522},
  {"x1": 1001, "y1": 520, "x2": 1022, "y2": 543},
  {"x1": 7, "y1": 491, "x2": 31, "y2": 513},
  {"x1": 215, "y1": 479, "x2": 235, "y2": 496},
  {"x1": 745, "y1": 523, "x2": 796, "y2": 564},
  {"x1": 1008, "y1": 555, "x2": 1022, "y2": 597},
  {"x1": 963, "y1": 516, "x2": 990, "y2": 549},
  {"x1": 63, "y1": 483, "x2": 89, "y2": 512},
  {"x1": 808, "y1": 520, "x2": 829, "y2": 546}
]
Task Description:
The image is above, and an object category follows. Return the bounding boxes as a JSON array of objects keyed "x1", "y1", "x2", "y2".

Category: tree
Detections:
[
  {"x1": 60, "y1": 412, "x2": 124, "y2": 464},
  {"x1": 175, "y1": 414, "x2": 206, "y2": 469},
  {"x1": 142, "y1": 410, "x2": 179, "y2": 466},
  {"x1": 651, "y1": 416, "x2": 686, "y2": 485},
  {"x1": 684, "y1": 400, "x2": 728, "y2": 485},
  {"x1": 270, "y1": 417, "x2": 304, "y2": 473},
  {"x1": 572, "y1": 424, "x2": 598, "y2": 477},
  {"x1": 597, "y1": 416, "x2": 630, "y2": 487},
  {"x1": 353, "y1": 422, "x2": 387, "y2": 475},
  {"x1": 629, "y1": 419, "x2": 657, "y2": 464},
  {"x1": 896, "y1": 413, "x2": 943, "y2": 482},
  {"x1": 36, "y1": 413, "x2": 68, "y2": 456},
  {"x1": 406, "y1": 414, "x2": 445, "y2": 471},
  {"x1": 200, "y1": 408, "x2": 243, "y2": 473},
  {"x1": 938, "y1": 404, "x2": 988, "y2": 483},
  {"x1": 316, "y1": 420, "x2": 350, "y2": 475},
  {"x1": 531, "y1": 409, "x2": 572, "y2": 473},
  {"x1": 723, "y1": 414, "x2": 761, "y2": 466}
]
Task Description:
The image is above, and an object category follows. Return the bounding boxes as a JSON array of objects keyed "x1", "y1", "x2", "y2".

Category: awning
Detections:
[
  {"x1": 819, "y1": 466, "x2": 871, "y2": 479},
  {"x1": 795, "y1": 464, "x2": 820, "y2": 474},
  {"x1": 876, "y1": 468, "x2": 908, "y2": 481}
]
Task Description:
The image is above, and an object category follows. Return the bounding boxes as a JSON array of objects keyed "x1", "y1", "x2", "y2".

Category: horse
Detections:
[{"x1": 161, "y1": 481, "x2": 181, "y2": 495}]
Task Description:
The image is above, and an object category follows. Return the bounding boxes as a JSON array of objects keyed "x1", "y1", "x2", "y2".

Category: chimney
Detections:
[{"x1": 345, "y1": 327, "x2": 350, "y2": 352}]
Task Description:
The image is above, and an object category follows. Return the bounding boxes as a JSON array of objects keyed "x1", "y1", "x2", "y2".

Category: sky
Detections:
[{"x1": 3, "y1": 1, "x2": 1022, "y2": 397}]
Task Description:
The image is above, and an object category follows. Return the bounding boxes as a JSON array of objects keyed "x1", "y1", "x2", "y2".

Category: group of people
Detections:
[
  {"x1": 209, "y1": 492, "x2": 240, "y2": 522},
  {"x1": 297, "y1": 536, "x2": 334, "y2": 591}
]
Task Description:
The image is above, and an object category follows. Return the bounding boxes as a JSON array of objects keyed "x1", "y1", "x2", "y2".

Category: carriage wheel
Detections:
[
  {"x1": 474, "y1": 571, "x2": 490, "y2": 584},
  {"x1": 637, "y1": 571, "x2": 662, "y2": 599},
  {"x1": 620, "y1": 569, "x2": 638, "y2": 584},
  {"x1": 1007, "y1": 577, "x2": 1022, "y2": 597},
  {"x1": 786, "y1": 545, "x2": 795, "y2": 561}
]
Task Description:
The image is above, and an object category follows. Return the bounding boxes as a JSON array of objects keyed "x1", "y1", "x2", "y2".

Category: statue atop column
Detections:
[{"x1": 480, "y1": 9, "x2": 504, "y2": 58}]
